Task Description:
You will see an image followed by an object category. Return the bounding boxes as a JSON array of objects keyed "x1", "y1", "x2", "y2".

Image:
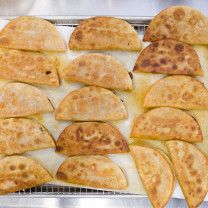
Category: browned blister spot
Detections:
[
  {"x1": 57, "y1": 171, "x2": 68, "y2": 180},
  {"x1": 9, "y1": 165, "x2": 16, "y2": 171},
  {"x1": 56, "y1": 146, "x2": 64, "y2": 152},
  {"x1": 19, "y1": 164, "x2": 25, "y2": 170},
  {"x1": 173, "y1": 8, "x2": 185, "y2": 21},
  {"x1": 141, "y1": 59, "x2": 151, "y2": 67},
  {"x1": 22, "y1": 172, "x2": 28, "y2": 178},
  {"x1": 115, "y1": 140, "x2": 121, "y2": 146},
  {"x1": 174, "y1": 44, "x2": 184, "y2": 53},
  {"x1": 79, "y1": 61, "x2": 86, "y2": 67},
  {"x1": 75, "y1": 31, "x2": 83, "y2": 41},
  {"x1": 182, "y1": 92, "x2": 194, "y2": 101},
  {"x1": 160, "y1": 58, "x2": 167, "y2": 64}
]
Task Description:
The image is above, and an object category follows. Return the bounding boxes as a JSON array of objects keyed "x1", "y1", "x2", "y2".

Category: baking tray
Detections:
[{"x1": 0, "y1": 16, "x2": 150, "y2": 198}]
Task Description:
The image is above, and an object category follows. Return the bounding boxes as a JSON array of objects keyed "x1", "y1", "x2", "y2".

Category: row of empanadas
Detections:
[
  {"x1": 0, "y1": 50, "x2": 133, "y2": 90},
  {"x1": 130, "y1": 141, "x2": 208, "y2": 208},
  {"x1": 2, "y1": 6, "x2": 208, "y2": 52},
  {"x1": 0, "y1": 155, "x2": 128, "y2": 194},
  {"x1": 0, "y1": 83, "x2": 127, "y2": 121}
]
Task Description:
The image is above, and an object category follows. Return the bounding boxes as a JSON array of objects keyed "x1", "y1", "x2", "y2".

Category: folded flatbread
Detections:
[
  {"x1": 0, "y1": 49, "x2": 59, "y2": 86},
  {"x1": 56, "y1": 122, "x2": 129, "y2": 155},
  {"x1": 0, "y1": 82, "x2": 53, "y2": 118},
  {"x1": 133, "y1": 39, "x2": 203, "y2": 76},
  {"x1": 143, "y1": 75, "x2": 208, "y2": 110},
  {"x1": 62, "y1": 53, "x2": 132, "y2": 90},
  {"x1": 69, "y1": 16, "x2": 142, "y2": 51},
  {"x1": 0, "y1": 156, "x2": 52, "y2": 194},
  {"x1": 130, "y1": 145, "x2": 175, "y2": 208},
  {"x1": 56, "y1": 155, "x2": 128, "y2": 189},
  {"x1": 131, "y1": 107, "x2": 202, "y2": 142},
  {"x1": 0, "y1": 16, "x2": 65, "y2": 52},
  {"x1": 166, "y1": 140, "x2": 208, "y2": 208},
  {"x1": 0, "y1": 118, "x2": 55, "y2": 155},
  {"x1": 144, "y1": 6, "x2": 208, "y2": 44},
  {"x1": 55, "y1": 86, "x2": 127, "y2": 121}
]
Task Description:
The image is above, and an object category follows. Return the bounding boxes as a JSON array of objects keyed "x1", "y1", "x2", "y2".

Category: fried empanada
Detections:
[
  {"x1": 0, "y1": 118, "x2": 55, "y2": 155},
  {"x1": 0, "y1": 49, "x2": 59, "y2": 86},
  {"x1": 130, "y1": 145, "x2": 175, "y2": 208},
  {"x1": 144, "y1": 6, "x2": 208, "y2": 44},
  {"x1": 133, "y1": 39, "x2": 202, "y2": 76},
  {"x1": 0, "y1": 156, "x2": 52, "y2": 194},
  {"x1": 55, "y1": 86, "x2": 127, "y2": 121},
  {"x1": 62, "y1": 53, "x2": 132, "y2": 90},
  {"x1": 131, "y1": 107, "x2": 202, "y2": 142},
  {"x1": 0, "y1": 82, "x2": 53, "y2": 118},
  {"x1": 56, "y1": 122, "x2": 129, "y2": 155},
  {"x1": 166, "y1": 140, "x2": 208, "y2": 208},
  {"x1": 56, "y1": 155, "x2": 127, "y2": 189},
  {"x1": 0, "y1": 16, "x2": 65, "y2": 52},
  {"x1": 143, "y1": 75, "x2": 208, "y2": 110},
  {"x1": 69, "y1": 16, "x2": 141, "y2": 51}
]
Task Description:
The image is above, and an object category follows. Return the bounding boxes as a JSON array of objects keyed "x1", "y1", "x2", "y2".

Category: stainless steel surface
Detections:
[
  {"x1": 0, "y1": 1, "x2": 208, "y2": 207},
  {"x1": 0, "y1": 0, "x2": 208, "y2": 16}
]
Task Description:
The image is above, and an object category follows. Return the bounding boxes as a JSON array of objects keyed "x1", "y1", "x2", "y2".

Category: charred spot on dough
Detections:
[
  {"x1": 174, "y1": 44, "x2": 184, "y2": 53},
  {"x1": 56, "y1": 146, "x2": 64, "y2": 152},
  {"x1": 22, "y1": 172, "x2": 28, "y2": 178},
  {"x1": 160, "y1": 58, "x2": 167, "y2": 65},
  {"x1": 152, "y1": 63, "x2": 160, "y2": 68},
  {"x1": 79, "y1": 61, "x2": 86, "y2": 67},
  {"x1": 173, "y1": 8, "x2": 185, "y2": 21},
  {"x1": 57, "y1": 171, "x2": 68, "y2": 180},
  {"x1": 115, "y1": 140, "x2": 121, "y2": 146},
  {"x1": 152, "y1": 42, "x2": 159, "y2": 47},
  {"x1": 9, "y1": 165, "x2": 16, "y2": 171},
  {"x1": 19, "y1": 164, "x2": 26, "y2": 170},
  {"x1": 197, "y1": 187, "x2": 202, "y2": 194},
  {"x1": 165, "y1": 24, "x2": 171, "y2": 30},
  {"x1": 46, "y1": 71, "x2": 51, "y2": 75},
  {"x1": 172, "y1": 65, "x2": 178, "y2": 70},
  {"x1": 128, "y1": 72, "x2": 133, "y2": 79},
  {"x1": 75, "y1": 31, "x2": 83, "y2": 41},
  {"x1": 141, "y1": 59, "x2": 151, "y2": 67}
]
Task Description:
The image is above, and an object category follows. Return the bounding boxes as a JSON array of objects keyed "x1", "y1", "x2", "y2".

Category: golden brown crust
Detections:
[
  {"x1": 143, "y1": 75, "x2": 208, "y2": 110},
  {"x1": 56, "y1": 122, "x2": 129, "y2": 155},
  {"x1": 0, "y1": 156, "x2": 52, "y2": 194},
  {"x1": 166, "y1": 140, "x2": 208, "y2": 208},
  {"x1": 133, "y1": 39, "x2": 203, "y2": 76},
  {"x1": 0, "y1": 118, "x2": 55, "y2": 155},
  {"x1": 55, "y1": 86, "x2": 127, "y2": 121},
  {"x1": 69, "y1": 16, "x2": 142, "y2": 51},
  {"x1": 0, "y1": 82, "x2": 53, "y2": 118},
  {"x1": 0, "y1": 16, "x2": 65, "y2": 52},
  {"x1": 130, "y1": 145, "x2": 175, "y2": 208},
  {"x1": 144, "y1": 6, "x2": 208, "y2": 44},
  {"x1": 131, "y1": 107, "x2": 202, "y2": 142},
  {"x1": 0, "y1": 49, "x2": 59, "y2": 86},
  {"x1": 62, "y1": 53, "x2": 132, "y2": 90},
  {"x1": 56, "y1": 155, "x2": 128, "y2": 190}
]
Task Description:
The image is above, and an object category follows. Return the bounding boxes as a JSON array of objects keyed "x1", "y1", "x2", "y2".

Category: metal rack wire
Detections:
[{"x1": 0, "y1": 17, "x2": 149, "y2": 197}]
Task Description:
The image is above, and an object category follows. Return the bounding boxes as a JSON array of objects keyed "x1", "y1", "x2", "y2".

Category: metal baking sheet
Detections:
[{"x1": 0, "y1": 16, "x2": 207, "y2": 204}]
